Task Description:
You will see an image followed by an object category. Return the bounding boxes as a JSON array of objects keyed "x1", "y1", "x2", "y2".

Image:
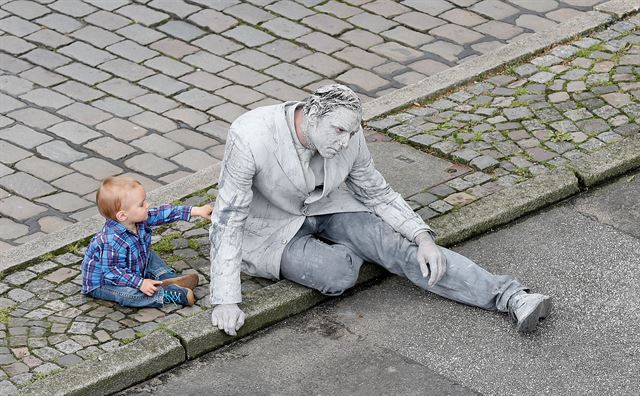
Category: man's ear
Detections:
[{"x1": 115, "y1": 210, "x2": 127, "y2": 222}]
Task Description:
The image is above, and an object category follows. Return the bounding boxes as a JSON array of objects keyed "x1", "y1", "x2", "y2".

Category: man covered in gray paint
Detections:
[{"x1": 209, "y1": 84, "x2": 552, "y2": 336}]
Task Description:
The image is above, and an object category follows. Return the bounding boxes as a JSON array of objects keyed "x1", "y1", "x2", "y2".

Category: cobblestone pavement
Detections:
[
  {"x1": 1, "y1": 14, "x2": 639, "y2": 392},
  {"x1": 0, "y1": 0, "x2": 609, "y2": 250},
  {"x1": 371, "y1": 16, "x2": 640, "y2": 219}
]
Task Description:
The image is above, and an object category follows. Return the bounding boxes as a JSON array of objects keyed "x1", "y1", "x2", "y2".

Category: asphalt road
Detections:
[{"x1": 120, "y1": 169, "x2": 640, "y2": 396}]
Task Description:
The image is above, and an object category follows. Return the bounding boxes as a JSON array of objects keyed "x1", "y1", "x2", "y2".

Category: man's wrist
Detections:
[{"x1": 415, "y1": 230, "x2": 435, "y2": 245}]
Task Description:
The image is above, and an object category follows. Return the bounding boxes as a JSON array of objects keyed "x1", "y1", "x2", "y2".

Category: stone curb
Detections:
[
  {"x1": 595, "y1": 0, "x2": 640, "y2": 18},
  {"x1": 21, "y1": 331, "x2": 185, "y2": 396},
  {"x1": 363, "y1": 10, "x2": 614, "y2": 121},
  {"x1": 430, "y1": 168, "x2": 580, "y2": 247},
  {"x1": 570, "y1": 135, "x2": 640, "y2": 187},
  {"x1": 0, "y1": 163, "x2": 221, "y2": 273}
]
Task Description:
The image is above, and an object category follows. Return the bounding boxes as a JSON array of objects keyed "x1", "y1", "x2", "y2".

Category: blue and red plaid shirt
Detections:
[{"x1": 81, "y1": 205, "x2": 191, "y2": 294}]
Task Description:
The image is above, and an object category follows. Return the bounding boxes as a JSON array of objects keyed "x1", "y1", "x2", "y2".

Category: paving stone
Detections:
[
  {"x1": 116, "y1": 24, "x2": 165, "y2": 46},
  {"x1": 420, "y1": 40, "x2": 464, "y2": 62},
  {"x1": 334, "y1": 46, "x2": 386, "y2": 69},
  {"x1": 24, "y1": 28, "x2": 72, "y2": 49},
  {"x1": 171, "y1": 149, "x2": 216, "y2": 171},
  {"x1": 0, "y1": 218, "x2": 28, "y2": 239},
  {"x1": 37, "y1": 216, "x2": 73, "y2": 233},
  {"x1": 124, "y1": 153, "x2": 178, "y2": 177},
  {"x1": 266, "y1": 0, "x2": 314, "y2": 20},
  {"x1": 262, "y1": 17, "x2": 311, "y2": 40},
  {"x1": 0, "y1": 195, "x2": 47, "y2": 220},
  {"x1": 94, "y1": 97, "x2": 143, "y2": 117},
  {"x1": 163, "y1": 108, "x2": 209, "y2": 128},
  {"x1": 71, "y1": 158, "x2": 122, "y2": 180},
  {"x1": 173, "y1": 89, "x2": 223, "y2": 111},
  {"x1": 564, "y1": 108, "x2": 593, "y2": 121},
  {"x1": 1, "y1": 16, "x2": 40, "y2": 37},
  {"x1": 223, "y1": 25, "x2": 275, "y2": 47},
  {"x1": 129, "y1": 111, "x2": 177, "y2": 133},
  {"x1": 98, "y1": 59, "x2": 155, "y2": 82},
  {"x1": 218, "y1": 65, "x2": 270, "y2": 87},
  {"x1": 116, "y1": 4, "x2": 169, "y2": 26},
  {"x1": 226, "y1": 48, "x2": 279, "y2": 71},
  {"x1": 164, "y1": 129, "x2": 219, "y2": 149},
  {"x1": 46, "y1": 121, "x2": 100, "y2": 145},
  {"x1": 182, "y1": 51, "x2": 234, "y2": 74},
  {"x1": 474, "y1": 20, "x2": 523, "y2": 40},
  {"x1": 56, "y1": 62, "x2": 110, "y2": 85},
  {"x1": 0, "y1": 171, "x2": 56, "y2": 199},
  {"x1": 53, "y1": 81, "x2": 105, "y2": 102},
  {"x1": 51, "y1": 172, "x2": 99, "y2": 195},
  {"x1": 107, "y1": 40, "x2": 159, "y2": 63},
  {"x1": 601, "y1": 92, "x2": 632, "y2": 109},
  {"x1": 576, "y1": 118, "x2": 610, "y2": 135},
  {"x1": 22, "y1": 48, "x2": 71, "y2": 69},
  {"x1": 19, "y1": 88, "x2": 73, "y2": 111},
  {"x1": 337, "y1": 68, "x2": 389, "y2": 93},
  {"x1": 0, "y1": 34, "x2": 36, "y2": 54},
  {"x1": 471, "y1": 0, "x2": 518, "y2": 19},
  {"x1": 515, "y1": 14, "x2": 557, "y2": 32},
  {"x1": 30, "y1": 261, "x2": 59, "y2": 274},
  {"x1": 67, "y1": 320, "x2": 95, "y2": 335},
  {"x1": 70, "y1": 26, "x2": 124, "y2": 49},
  {"x1": 58, "y1": 41, "x2": 116, "y2": 67},
  {"x1": 132, "y1": 93, "x2": 179, "y2": 114},
  {"x1": 35, "y1": 140, "x2": 86, "y2": 164},
  {"x1": 0, "y1": 75, "x2": 33, "y2": 96},
  {"x1": 371, "y1": 41, "x2": 422, "y2": 62},
  {"x1": 188, "y1": 9, "x2": 237, "y2": 33},
  {"x1": 265, "y1": 63, "x2": 320, "y2": 86},
  {"x1": 150, "y1": 38, "x2": 199, "y2": 59},
  {"x1": 0, "y1": 124, "x2": 52, "y2": 149},
  {"x1": 4, "y1": 270, "x2": 37, "y2": 286},
  {"x1": 2, "y1": 0, "x2": 50, "y2": 20}
]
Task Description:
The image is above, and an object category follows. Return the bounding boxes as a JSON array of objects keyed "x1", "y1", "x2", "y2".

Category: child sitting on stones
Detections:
[{"x1": 81, "y1": 176, "x2": 212, "y2": 308}]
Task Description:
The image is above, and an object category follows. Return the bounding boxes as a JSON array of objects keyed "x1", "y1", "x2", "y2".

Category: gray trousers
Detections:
[{"x1": 280, "y1": 212, "x2": 525, "y2": 312}]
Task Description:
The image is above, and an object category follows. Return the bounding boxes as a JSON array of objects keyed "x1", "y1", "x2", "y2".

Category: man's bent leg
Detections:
[
  {"x1": 280, "y1": 217, "x2": 364, "y2": 296},
  {"x1": 318, "y1": 212, "x2": 525, "y2": 312}
]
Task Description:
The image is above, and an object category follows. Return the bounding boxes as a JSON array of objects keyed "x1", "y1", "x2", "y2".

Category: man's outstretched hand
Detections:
[
  {"x1": 415, "y1": 232, "x2": 447, "y2": 287},
  {"x1": 211, "y1": 303, "x2": 245, "y2": 336}
]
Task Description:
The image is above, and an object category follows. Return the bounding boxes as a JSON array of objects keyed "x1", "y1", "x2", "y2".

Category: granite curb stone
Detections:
[{"x1": 571, "y1": 134, "x2": 640, "y2": 186}]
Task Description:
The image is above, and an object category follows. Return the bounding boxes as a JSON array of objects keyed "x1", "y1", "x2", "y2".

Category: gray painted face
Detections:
[
  {"x1": 301, "y1": 84, "x2": 363, "y2": 158},
  {"x1": 305, "y1": 107, "x2": 361, "y2": 158}
]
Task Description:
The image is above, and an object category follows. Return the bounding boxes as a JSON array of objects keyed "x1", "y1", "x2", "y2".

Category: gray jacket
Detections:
[{"x1": 209, "y1": 102, "x2": 432, "y2": 304}]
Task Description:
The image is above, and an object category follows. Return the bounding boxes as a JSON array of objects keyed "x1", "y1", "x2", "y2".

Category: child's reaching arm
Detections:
[{"x1": 146, "y1": 204, "x2": 213, "y2": 226}]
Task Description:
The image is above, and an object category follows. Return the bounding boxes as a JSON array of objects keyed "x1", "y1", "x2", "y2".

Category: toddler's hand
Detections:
[
  {"x1": 191, "y1": 204, "x2": 213, "y2": 220},
  {"x1": 140, "y1": 279, "x2": 162, "y2": 296}
]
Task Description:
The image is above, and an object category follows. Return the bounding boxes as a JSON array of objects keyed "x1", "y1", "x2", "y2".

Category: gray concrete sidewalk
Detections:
[
  {"x1": 0, "y1": 0, "x2": 609, "y2": 250},
  {"x1": 119, "y1": 166, "x2": 640, "y2": 396}
]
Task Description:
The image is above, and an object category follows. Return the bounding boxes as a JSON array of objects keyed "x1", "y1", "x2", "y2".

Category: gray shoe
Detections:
[{"x1": 508, "y1": 292, "x2": 552, "y2": 333}]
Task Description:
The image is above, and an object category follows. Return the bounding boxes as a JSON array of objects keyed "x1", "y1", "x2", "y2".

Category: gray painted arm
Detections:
[{"x1": 209, "y1": 131, "x2": 255, "y2": 305}]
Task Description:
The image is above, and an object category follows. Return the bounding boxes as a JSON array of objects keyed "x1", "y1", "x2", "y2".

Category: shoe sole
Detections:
[
  {"x1": 160, "y1": 273, "x2": 199, "y2": 290},
  {"x1": 186, "y1": 288, "x2": 196, "y2": 306},
  {"x1": 517, "y1": 296, "x2": 552, "y2": 334}
]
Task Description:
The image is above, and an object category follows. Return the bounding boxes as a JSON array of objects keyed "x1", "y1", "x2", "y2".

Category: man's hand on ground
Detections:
[
  {"x1": 415, "y1": 232, "x2": 447, "y2": 287},
  {"x1": 211, "y1": 303, "x2": 246, "y2": 336}
]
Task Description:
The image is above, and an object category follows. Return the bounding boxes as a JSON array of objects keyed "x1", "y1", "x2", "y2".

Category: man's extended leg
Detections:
[{"x1": 316, "y1": 212, "x2": 526, "y2": 312}]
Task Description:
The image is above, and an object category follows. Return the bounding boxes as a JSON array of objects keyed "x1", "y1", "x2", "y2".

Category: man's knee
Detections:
[{"x1": 319, "y1": 248, "x2": 362, "y2": 296}]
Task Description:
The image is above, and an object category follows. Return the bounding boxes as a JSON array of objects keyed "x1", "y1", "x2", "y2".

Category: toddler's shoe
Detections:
[
  {"x1": 159, "y1": 272, "x2": 199, "y2": 290},
  {"x1": 162, "y1": 284, "x2": 195, "y2": 306}
]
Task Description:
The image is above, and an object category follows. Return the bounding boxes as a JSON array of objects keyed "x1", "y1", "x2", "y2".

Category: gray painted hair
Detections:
[{"x1": 302, "y1": 84, "x2": 362, "y2": 120}]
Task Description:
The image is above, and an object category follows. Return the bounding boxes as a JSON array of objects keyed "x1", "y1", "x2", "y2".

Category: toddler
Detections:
[{"x1": 81, "y1": 176, "x2": 212, "y2": 307}]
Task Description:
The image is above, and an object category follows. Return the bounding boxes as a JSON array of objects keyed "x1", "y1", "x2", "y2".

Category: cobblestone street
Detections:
[
  {"x1": 1, "y1": 9, "x2": 639, "y2": 391},
  {"x1": 0, "y1": 0, "x2": 608, "y2": 249}
]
